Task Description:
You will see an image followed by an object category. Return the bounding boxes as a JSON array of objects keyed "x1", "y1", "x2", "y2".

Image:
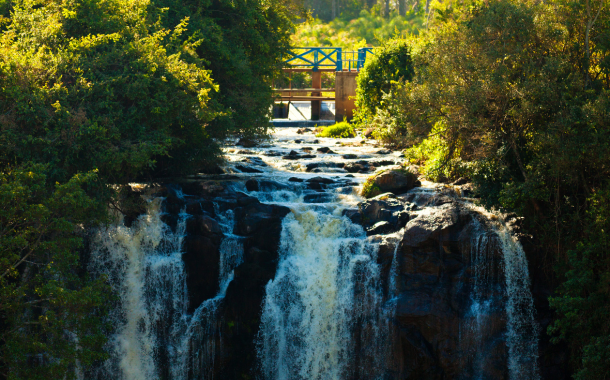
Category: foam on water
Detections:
[{"x1": 257, "y1": 209, "x2": 387, "y2": 380}]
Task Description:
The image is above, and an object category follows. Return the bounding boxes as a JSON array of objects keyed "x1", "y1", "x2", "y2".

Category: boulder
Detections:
[
  {"x1": 236, "y1": 138, "x2": 257, "y2": 147},
  {"x1": 369, "y1": 169, "x2": 420, "y2": 195},
  {"x1": 306, "y1": 176, "x2": 335, "y2": 184},
  {"x1": 235, "y1": 164, "x2": 263, "y2": 173},
  {"x1": 367, "y1": 221, "x2": 394, "y2": 235},
  {"x1": 234, "y1": 203, "x2": 291, "y2": 237},
  {"x1": 303, "y1": 193, "x2": 336, "y2": 203},
  {"x1": 245, "y1": 178, "x2": 259, "y2": 192},
  {"x1": 316, "y1": 147, "x2": 334, "y2": 154}
]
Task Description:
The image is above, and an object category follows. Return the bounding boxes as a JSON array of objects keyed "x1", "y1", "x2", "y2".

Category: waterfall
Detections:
[
  {"x1": 496, "y1": 223, "x2": 540, "y2": 380},
  {"x1": 257, "y1": 209, "x2": 387, "y2": 380},
  {"x1": 89, "y1": 196, "x2": 243, "y2": 380},
  {"x1": 463, "y1": 212, "x2": 540, "y2": 380},
  {"x1": 89, "y1": 198, "x2": 188, "y2": 380}
]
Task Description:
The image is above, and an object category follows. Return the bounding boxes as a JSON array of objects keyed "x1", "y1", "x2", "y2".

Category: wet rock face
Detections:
[
  {"x1": 387, "y1": 200, "x2": 511, "y2": 380},
  {"x1": 157, "y1": 180, "x2": 290, "y2": 378}
]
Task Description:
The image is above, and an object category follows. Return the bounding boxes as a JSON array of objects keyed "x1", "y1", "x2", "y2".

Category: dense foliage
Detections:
[
  {"x1": 292, "y1": 10, "x2": 423, "y2": 49},
  {"x1": 0, "y1": 0, "x2": 295, "y2": 377},
  {"x1": 0, "y1": 165, "x2": 111, "y2": 379},
  {"x1": 358, "y1": 0, "x2": 610, "y2": 376},
  {"x1": 354, "y1": 38, "x2": 414, "y2": 145}
]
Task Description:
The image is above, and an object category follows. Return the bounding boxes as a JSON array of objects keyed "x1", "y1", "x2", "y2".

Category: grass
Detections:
[{"x1": 315, "y1": 122, "x2": 356, "y2": 138}]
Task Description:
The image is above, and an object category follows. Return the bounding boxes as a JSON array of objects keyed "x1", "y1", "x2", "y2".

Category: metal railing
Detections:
[{"x1": 284, "y1": 47, "x2": 375, "y2": 71}]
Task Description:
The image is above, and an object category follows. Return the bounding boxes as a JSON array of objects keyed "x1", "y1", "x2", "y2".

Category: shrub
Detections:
[
  {"x1": 354, "y1": 37, "x2": 415, "y2": 126},
  {"x1": 404, "y1": 122, "x2": 467, "y2": 182},
  {"x1": 315, "y1": 122, "x2": 356, "y2": 138}
]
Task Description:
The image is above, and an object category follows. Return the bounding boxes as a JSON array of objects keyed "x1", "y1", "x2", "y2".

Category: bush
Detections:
[
  {"x1": 404, "y1": 122, "x2": 467, "y2": 182},
  {"x1": 354, "y1": 37, "x2": 414, "y2": 127},
  {"x1": 315, "y1": 122, "x2": 356, "y2": 138}
]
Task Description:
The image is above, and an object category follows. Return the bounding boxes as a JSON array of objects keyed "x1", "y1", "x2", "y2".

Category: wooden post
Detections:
[{"x1": 311, "y1": 70, "x2": 322, "y2": 121}]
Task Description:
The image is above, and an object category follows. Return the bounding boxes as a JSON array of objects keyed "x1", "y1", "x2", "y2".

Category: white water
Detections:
[
  {"x1": 496, "y1": 224, "x2": 540, "y2": 380},
  {"x1": 463, "y1": 212, "x2": 540, "y2": 380},
  {"x1": 89, "y1": 197, "x2": 243, "y2": 380},
  {"x1": 257, "y1": 209, "x2": 387, "y2": 380},
  {"x1": 89, "y1": 198, "x2": 188, "y2": 380}
]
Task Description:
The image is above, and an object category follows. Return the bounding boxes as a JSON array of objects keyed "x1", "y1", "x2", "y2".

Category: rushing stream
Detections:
[{"x1": 86, "y1": 127, "x2": 540, "y2": 380}]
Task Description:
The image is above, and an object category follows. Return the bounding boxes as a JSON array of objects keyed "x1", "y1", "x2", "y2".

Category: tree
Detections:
[{"x1": 0, "y1": 165, "x2": 111, "y2": 380}]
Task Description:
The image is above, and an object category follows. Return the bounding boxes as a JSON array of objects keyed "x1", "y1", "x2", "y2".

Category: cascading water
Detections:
[
  {"x1": 256, "y1": 208, "x2": 388, "y2": 380},
  {"x1": 496, "y1": 222, "x2": 540, "y2": 380},
  {"x1": 89, "y1": 198, "x2": 188, "y2": 380},
  {"x1": 181, "y1": 206, "x2": 244, "y2": 380},
  {"x1": 89, "y1": 196, "x2": 243, "y2": 380},
  {"x1": 462, "y1": 213, "x2": 540, "y2": 380},
  {"x1": 83, "y1": 126, "x2": 545, "y2": 379}
]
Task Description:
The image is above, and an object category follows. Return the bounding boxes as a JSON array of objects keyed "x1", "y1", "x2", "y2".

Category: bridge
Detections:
[{"x1": 273, "y1": 47, "x2": 374, "y2": 122}]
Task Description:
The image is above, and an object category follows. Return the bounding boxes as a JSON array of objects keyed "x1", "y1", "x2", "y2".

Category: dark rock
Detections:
[
  {"x1": 297, "y1": 128, "x2": 312, "y2": 134},
  {"x1": 258, "y1": 180, "x2": 292, "y2": 192},
  {"x1": 342, "y1": 208, "x2": 362, "y2": 224},
  {"x1": 376, "y1": 149, "x2": 392, "y2": 154},
  {"x1": 316, "y1": 147, "x2": 334, "y2": 153},
  {"x1": 294, "y1": 139, "x2": 303, "y2": 144},
  {"x1": 371, "y1": 159, "x2": 396, "y2": 166},
  {"x1": 288, "y1": 177, "x2": 305, "y2": 182},
  {"x1": 305, "y1": 162, "x2": 344, "y2": 172},
  {"x1": 345, "y1": 174, "x2": 355, "y2": 177},
  {"x1": 186, "y1": 215, "x2": 223, "y2": 240},
  {"x1": 342, "y1": 154, "x2": 358, "y2": 159},
  {"x1": 199, "y1": 163, "x2": 225, "y2": 175},
  {"x1": 185, "y1": 199, "x2": 215, "y2": 216},
  {"x1": 245, "y1": 178, "x2": 259, "y2": 192},
  {"x1": 358, "y1": 194, "x2": 407, "y2": 231},
  {"x1": 452, "y1": 177, "x2": 470, "y2": 186},
  {"x1": 235, "y1": 165, "x2": 263, "y2": 173},
  {"x1": 234, "y1": 203, "x2": 291, "y2": 237},
  {"x1": 300, "y1": 154, "x2": 317, "y2": 159},
  {"x1": 236, "y1": 150, "x2": 254, "y2": 155},
  {"x1": 263, "y1": 150, "x2": 282, "y2": 156},
  {"x1": 303, "y1": 193, "x2": 336, "y2": 203},
  {"x1": 182, "y1": 235, "x2": 220, "y2": 312},
  {"x1": 306, "y1": 176, "x2": 335, "y2": 184},
  {"x1": 236, "y1": 138, "x2": 257, "y2": 147},
  {"x1": 301, "y1": 147, "x2": 313, "y2": 152},
  {"x1": 344, "y1": 163, "x2": 368, "y2": 173},
  {"x1": 367, "y1": 221, "x2": 393, "y2": 235},
  {"x1": 306, "y1": 182, "x2": 324, "y2": 190},
  {"x1": 312, "y1": 139, "x2": 320, "y2": 144},
  {"x1": 241, "y1": 156, "x2": 268, "y2": 167}
]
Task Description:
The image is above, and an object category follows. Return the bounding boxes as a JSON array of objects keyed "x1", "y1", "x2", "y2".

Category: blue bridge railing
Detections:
[{"x1": 285, "y1": 47, "x2": 375, "y2": 71}]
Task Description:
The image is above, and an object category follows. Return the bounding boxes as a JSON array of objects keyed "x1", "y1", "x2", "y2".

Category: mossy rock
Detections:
[{"x1": 361, "y1": 169, "x2": 420, "y2": 198}]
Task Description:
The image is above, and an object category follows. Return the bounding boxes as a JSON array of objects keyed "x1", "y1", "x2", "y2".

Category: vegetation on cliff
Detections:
[{"x1": 356, "y1": 0, "x2": 610, "y2": 376}]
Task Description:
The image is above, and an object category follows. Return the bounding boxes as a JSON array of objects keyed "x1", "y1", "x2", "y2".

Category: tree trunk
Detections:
[
  {"x1": 332, "y1": 0, "x2": 336, "y2": 20},
  {"x1": 399, "y1": 0, "x2": 406, "y2": 16},
  {"x1": 384, "y1": 0, "x2": 390, "y2": 18}
]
